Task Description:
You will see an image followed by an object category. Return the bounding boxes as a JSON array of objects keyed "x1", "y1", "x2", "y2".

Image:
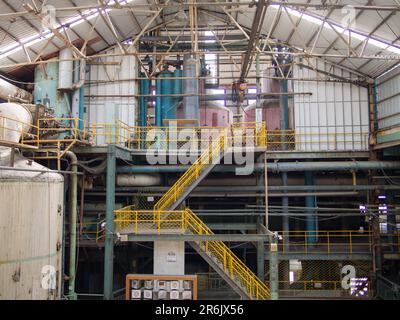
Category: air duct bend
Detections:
[
  {"x1": 0, "y1": 78, "x2": 33, "y2": 103},
  {"x1": 0, "y1": 103, "x2": 33, "y2": 157}
]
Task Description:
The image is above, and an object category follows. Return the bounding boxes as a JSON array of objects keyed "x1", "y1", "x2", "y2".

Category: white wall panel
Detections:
[
  {"x1": 376, "y1": 66, "x2": 400, "y2": 130},
  {"x1": 84, "y1": 46, "x2": 138, "y2": 145},
  {"x1": 293, "y1": 59, "x2": 369, "y2": 151}
]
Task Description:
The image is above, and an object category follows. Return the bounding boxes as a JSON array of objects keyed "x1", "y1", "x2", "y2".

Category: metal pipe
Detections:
[
  {"x1": 117, "y1": 161, "x2": 400, "y2": 173},
  {"x1": 108, "y1": 185, "x2": 400, "y2": 192},
  {"x1": 305, "y1": 171, "x2": 317, "y2": 244},
  {"x1": 65, "y1": 151, "x2": 78, "y2": 300}
]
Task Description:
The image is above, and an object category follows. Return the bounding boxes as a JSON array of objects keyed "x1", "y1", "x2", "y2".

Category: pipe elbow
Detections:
[{"x1": 65, "y1": 151, "x2": 78, "y2": 166}]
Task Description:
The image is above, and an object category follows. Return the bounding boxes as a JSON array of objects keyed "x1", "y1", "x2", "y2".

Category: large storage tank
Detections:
[
  {"x1": 243, "y1": 103, "x2": 281, "y2": 130},
  {"x1": 0, "y1": 103, "x2": 64, "y2": 300}
]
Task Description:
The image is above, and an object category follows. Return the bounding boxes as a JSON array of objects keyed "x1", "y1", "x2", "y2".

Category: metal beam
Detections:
[
  {"x1": 266, "y1": 253, "x2": 372, "y2": 261},
  {"x1": 103, "y1": 145, "x2": 116, "y2": 300},
  {"x1": 124, "y1": 234, "x2": 270, "y2": 242},
  {"x1": 240, "y1": 0, "x2": 267, "y2": 82}
]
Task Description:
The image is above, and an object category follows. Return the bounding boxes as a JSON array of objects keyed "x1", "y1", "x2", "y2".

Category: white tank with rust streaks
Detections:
[{"x1": 0, "y1": 102, "x2": 64, "y2": 300}]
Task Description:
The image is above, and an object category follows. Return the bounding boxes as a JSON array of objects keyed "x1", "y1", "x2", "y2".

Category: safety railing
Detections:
[
  {"x1": 279, "y1": 230, "x2": 400, "y2": 254},
  {"x1": 0, "y1": 114, "x2": 371, "y2": 153},
  {"x1": 24, "y1": 118, "x2": 89, "y2": 169},
  {"x1": 114, "y1": 209, "x2": 186, "y2": 234},
  {"x1": 127, "y1": 122, "x2": 267, "y2": 151},
  {"x1": 114, "y1": 207, "x2": 270, "y2": 300},
  {"x1": 0, "y1": 115, "x2": 40, "y2": 149},
  {"x1": 153, "y1": 128, "x2": 229, "y2": 212},
  {"x1": 80, "y1": 219, "x2": 106, "y2": 243},
  {"x1": 65, "y1": 220, "x2": 106, "y2": 244},
  {"x1": 86, "y1": 121, "x2": 132, "y2": 147},
  {"x1": 86, "y1": 122, "x2": 367, "y2": 152},
  {"x1": 278, "y1": 280, "x2": 371, "y2": 298}
]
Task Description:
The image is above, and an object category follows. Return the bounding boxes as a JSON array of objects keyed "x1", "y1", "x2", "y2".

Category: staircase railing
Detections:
[
  {"x1": 114, "y1": 208, "x2": 270, "y2": 300},
  {"x1": 153, "y1": 128, "x2": 229, "y2": 212}
]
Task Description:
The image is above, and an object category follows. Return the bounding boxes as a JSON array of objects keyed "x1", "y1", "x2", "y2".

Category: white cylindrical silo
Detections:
[
  {"x1": 0, "y1": 102, "x2": 64, "y2": 300},
  {"x1": 0, "y1": 155, "x2": 64, "y2": 300}
]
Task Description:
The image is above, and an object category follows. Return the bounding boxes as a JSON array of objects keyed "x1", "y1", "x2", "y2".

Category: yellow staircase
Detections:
[
  {"x1": 115, "y1": 124, "x2": 271, "y2": 299},
  {"x1": 154, "y1": 128, "x2": 230, "y2": 211},
  {"x1": 115, "y1": 208, "x2": 270, "y2": 299}
]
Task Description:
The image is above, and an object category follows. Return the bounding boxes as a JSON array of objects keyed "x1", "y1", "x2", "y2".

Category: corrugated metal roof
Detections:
[{"x1": 0, "y1": 0, "x2": 398, "y2": 78}]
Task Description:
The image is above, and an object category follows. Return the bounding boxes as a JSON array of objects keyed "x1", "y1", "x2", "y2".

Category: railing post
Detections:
[
  {"x1": 135, "y1": 211, "x2": 138, "y2": 234},
  {"x1": 349, "y1": 231, "x2": 353, "y2": 254},
  {"x1": 327, "y1": 232, "x2": 330, "y2": 254},
  {"x1": 223, "y1": 250, "x2": 226, "y2": 272},
  {"x1": 158, "y1": 210, "x2": 161, "y2": 235},
  {"x1": 305, "y1": 232, "x2": 308, "y2": 254},
  {"x1": 181, "y1": 211, "x2": 185, "y2": 234}
]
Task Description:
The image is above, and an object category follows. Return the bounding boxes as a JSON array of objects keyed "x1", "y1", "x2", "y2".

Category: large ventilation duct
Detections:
[
  {"x1": 58, "y1": 48, "x2": 74, "y2": 90},
  {"x1": 183, "y1": 57, "x2": 200, "y2": 123},
  {"x1": 117, "y1": 173, "x2": 162, "y2": 187},
  {"x1": 0, "y1": 78, "x2": 33, "y2": 103}
]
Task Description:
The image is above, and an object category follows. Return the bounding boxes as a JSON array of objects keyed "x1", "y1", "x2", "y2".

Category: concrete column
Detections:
[
  {"x1": 154, "y1": 241, "x2": 185, "y2": 275},
  {"x1": 103, "y1": 145, "x2": 116, "y2": 300}
]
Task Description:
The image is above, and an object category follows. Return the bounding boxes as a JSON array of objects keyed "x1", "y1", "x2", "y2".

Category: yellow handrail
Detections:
[
  {"x1": 154, "y1": 127, "x2": 229, "y2": 211},
  {"x1": 114, "y1": 208, "x2": 270, "y2": 300}
]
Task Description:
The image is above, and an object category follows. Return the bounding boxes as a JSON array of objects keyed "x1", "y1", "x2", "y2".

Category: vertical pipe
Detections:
[
  {"x1": 162, "y1": 71, "x2": 174, "y2": 120},
  {"x1": 183, "y1": 57, "x2": 200, "y2": 123},
  {"x1": 140, "y1": 73, "x2": 150, "y2": 127},
  {"x1": 156, "y1": 76, "x2": 162, "y2": 127},
  {"x1": 65, "y1": 151, "x2": 78, "y2": 300},
  {"x1": 280, "y1": 80, "x2": 289, "y2": 129},
  {"x1": 78, "y1": 86, "x2": 84, "y2": 131},
  {"x1": 104, "y1": 145, "x2": 116, "y2": 300},
  {"x1": 305, "y1": 171, "x2": 316, "y2": 244},
  {"x1": 173, "y1": 69, "x2": 183, "y2": 118},
  {"x1": 269, "y1": 236, "x2": 279, "y2": 300},
  {"x1": 257, "y1": 217, "x2": 265, "y2": 282},
  {"x1": 372, "y1": 81, "x2": 379, "y2": 132},
  {"x1": 255, "y1": 53, "x2": 262, "y2": 125},
  {"x1": 279, "y1": 79, "x2": 289, "y2": 150},
  {"x1": 281, "y1": 172, "x2": 290, "y2": 289}
]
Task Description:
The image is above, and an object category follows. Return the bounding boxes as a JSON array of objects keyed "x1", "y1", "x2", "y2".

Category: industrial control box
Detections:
[{"x1": 125, "y1": 274, "x2": 198, "y2": 300}]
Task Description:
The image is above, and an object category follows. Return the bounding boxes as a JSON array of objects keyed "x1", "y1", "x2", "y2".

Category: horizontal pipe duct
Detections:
[{"x1": 117, "y1": 161, "x2": 400, "y2": 173}]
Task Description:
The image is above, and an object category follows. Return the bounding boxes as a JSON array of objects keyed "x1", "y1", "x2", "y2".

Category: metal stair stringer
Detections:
[
  {"x1": 188, "y1": 241, "x2": 250, "y2": 300},
  {"x1": 164, "y1": 150, "x2": 226, "y2": 211},
  {"x1": 154, "y1": 128, "x2": 229, "y2": 212}
]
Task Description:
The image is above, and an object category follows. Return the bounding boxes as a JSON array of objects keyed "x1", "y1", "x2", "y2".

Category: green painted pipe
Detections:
[{"x1": 66, "y1": 151, "x2": 78, "y2": 300}]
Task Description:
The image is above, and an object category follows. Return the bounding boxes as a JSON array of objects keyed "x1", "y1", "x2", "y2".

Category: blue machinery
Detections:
[{"x1": 140, "y1": 68, "x2": 184, "y2": 127}]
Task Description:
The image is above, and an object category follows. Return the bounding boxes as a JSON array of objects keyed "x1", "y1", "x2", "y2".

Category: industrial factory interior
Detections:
[{"x1": 0, "y1": 0, "x2": 400, "y2": 302}]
